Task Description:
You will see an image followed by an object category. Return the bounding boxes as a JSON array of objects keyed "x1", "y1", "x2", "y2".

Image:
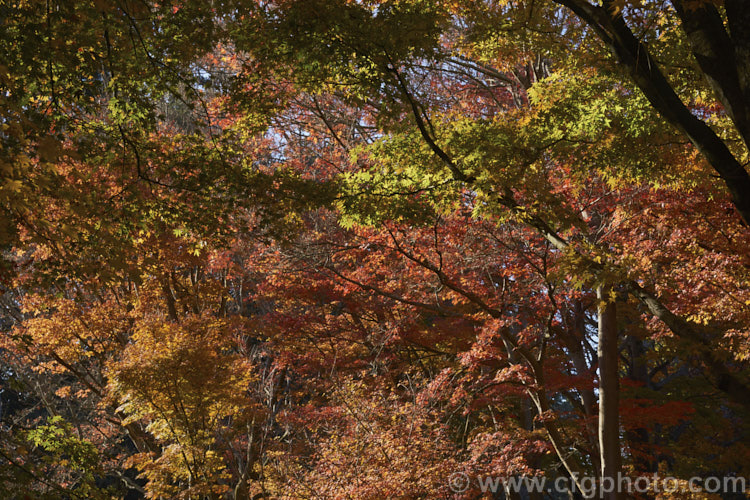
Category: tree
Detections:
[
  {"x1": 2, "y1": 0, "x2": 749, "y2": 498},
  {"x1": 553, "y1": 0, "x2": 750, "y2": 225},
  {"x1": 226, "y1": 0, "x2": 749, "y2": 493}
]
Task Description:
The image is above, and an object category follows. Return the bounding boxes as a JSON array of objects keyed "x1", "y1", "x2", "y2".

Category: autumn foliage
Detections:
[{"x1": 1, "y1": 1, "x2": 749, "y2": 499}]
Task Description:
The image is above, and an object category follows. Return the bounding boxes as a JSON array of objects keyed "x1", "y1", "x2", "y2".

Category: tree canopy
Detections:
[{"x1": 1, "y1": 0, "x2": 749, "y2": 498}]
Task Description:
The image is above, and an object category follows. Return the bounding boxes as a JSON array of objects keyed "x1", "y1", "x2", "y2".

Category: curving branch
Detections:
[{"x1": 553, "y1": 0, "x2": 750, "y2": 225}]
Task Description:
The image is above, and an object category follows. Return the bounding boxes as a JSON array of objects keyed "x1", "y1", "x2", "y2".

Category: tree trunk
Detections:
[{"x1": 597, "y1": 286, "x2": 621, "y2": 500}]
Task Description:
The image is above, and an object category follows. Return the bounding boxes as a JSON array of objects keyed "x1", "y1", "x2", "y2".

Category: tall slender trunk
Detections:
[
  {"x1": 160, "y1": 274, "x2": 179, "y2": 322},
  {"x1": 597, "y1": 286, "x2": 621, "y2": 500},
  {"x1": 566, "y1": 299, "x2": 601, "y2": 474}
]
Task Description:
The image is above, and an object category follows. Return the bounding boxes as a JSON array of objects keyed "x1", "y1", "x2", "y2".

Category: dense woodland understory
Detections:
[{"x1": 1, "y1": 0, "x2": 750, "y2": 498}]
